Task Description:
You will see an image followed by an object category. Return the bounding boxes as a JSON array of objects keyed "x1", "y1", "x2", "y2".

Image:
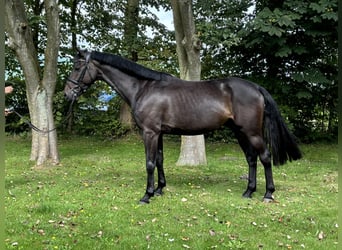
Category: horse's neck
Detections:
[{"x1": 99, "y1": 65, "x2": 142, "y2": 106}]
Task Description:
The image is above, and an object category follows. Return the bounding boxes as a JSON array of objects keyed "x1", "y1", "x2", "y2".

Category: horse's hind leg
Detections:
[
  {"x1": 248, "y1": 135, "x2": 275, "y2": 201},
  {"x1": 236, "y1": 134, "x2": 258, "y2": 198},
  {"x1": 259, "y1": 147, "x2": 275, "y2": 202}
]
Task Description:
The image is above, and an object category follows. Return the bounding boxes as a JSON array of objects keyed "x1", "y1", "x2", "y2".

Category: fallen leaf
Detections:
[
  {"x1": 228, "y1": 234, "x2": 238, "y2": 240},
  {"x1": 58, "y1": 221, "x2": 66, "y2": 227},
  {"x1": 240, "y1": 174, "x2": 248, "y2": 180},
  {"x1": 318, "y1": 231, "x2": 324, "y2": 240},
  {"x1": 37, "y1": 229, "x2": 45, "y2": 236},
  {"x1": 137, "y1": 221, "x2": 145, "y2": 226},
  {"x1": 8, "y1": 190, "x2": 15, "y2": 197}
]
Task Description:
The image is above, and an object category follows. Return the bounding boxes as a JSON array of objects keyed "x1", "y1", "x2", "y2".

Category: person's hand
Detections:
[
  {"x1": 5, "y1": 108, "x2": 13, "y2": 116},
  {"x1": 5, "y1": 86, "x2": 14, "y2": 94}
]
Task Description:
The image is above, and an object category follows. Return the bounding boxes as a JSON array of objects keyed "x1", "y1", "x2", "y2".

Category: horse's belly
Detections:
[{"x1": 162, "y1": 112, "x2": 229, "y2": 135}]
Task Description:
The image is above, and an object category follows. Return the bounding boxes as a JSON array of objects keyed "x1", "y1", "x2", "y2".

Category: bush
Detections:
[{"x1": 71, "y1": 109, "x2": 130, "y2": 138}]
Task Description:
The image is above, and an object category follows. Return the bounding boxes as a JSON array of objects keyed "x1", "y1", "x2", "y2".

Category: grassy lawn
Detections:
[{"x1": 5, "y1": 135, "x2": 338, "y2": 249}]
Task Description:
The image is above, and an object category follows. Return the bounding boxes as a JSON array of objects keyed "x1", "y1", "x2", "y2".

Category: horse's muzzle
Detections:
[
  {"x1": 64, "y1": 83, "x2": 79, "y2": 102},
  {"x1": 64, "y1": 91, "x2": 77, "y2": 102}
]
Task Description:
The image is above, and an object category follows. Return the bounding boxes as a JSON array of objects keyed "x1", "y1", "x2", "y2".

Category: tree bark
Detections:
[
  {"x1": 171, "y1": 0, "x2": 207, "y2": 166},
  {"x1": 5, "y1": 0, "x2": 60, "y2": 166},
  {"x1": 120, "y1": 0, "x2": 140, "y2": 129},
  {"x1": 124, "y1": 0, "x2": 139, "y2": 61},
  {"x1": 70, "y1": 0, "x2": 78, "y2": 51}
]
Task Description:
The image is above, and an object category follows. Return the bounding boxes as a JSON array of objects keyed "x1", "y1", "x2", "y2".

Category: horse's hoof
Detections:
[
  {"x1": 139, "y1": 199, "x2": 150, "y2": 205},
  {"x1": 242, "y1": 190, "x2": 253, "y2": 198},
  {"x1": 154, "y1": 189, "x2": 163, "y2": 196},
  {"x1": 139, "y1": 194, "x2": 151, "y2": 204},
  {"x1": 262, "y1": 197, "x2": 274, "y2": 203}
]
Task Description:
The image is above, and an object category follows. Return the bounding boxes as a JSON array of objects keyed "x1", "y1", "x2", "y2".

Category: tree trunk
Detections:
[
  {"x1": 70, "y1": 0, "x2": 78, "y2": 51},
  {"x1": 64, "y1": 0, "x2": 78, "y2": 132},
  {"x1": 120, "y1": 0, "x2": 140, "y2": 129},
  {"x1": 5, "y1": 0, "x2": 60, "y2": 166},
  {"x1": 171, "y1": 0, "x2": 207, "y2": 166},
  {"x1": 120, "y1": 101, "x2": 134, "y2": 128}
]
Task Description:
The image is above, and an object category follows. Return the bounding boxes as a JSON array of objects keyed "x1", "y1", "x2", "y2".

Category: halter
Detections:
[{"x1": 67, "y1": 53, "x2": 93, "y2": 97}]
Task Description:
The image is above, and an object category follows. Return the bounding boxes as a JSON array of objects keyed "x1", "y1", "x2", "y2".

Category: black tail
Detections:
[{"x1": 258, "y1": 86, "x2": 302, "y2": 166}]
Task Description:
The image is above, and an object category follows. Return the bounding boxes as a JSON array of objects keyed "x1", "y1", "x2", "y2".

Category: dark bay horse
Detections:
[{"x1": 64, "y1": 50, "x2": 302, "y2": 204}]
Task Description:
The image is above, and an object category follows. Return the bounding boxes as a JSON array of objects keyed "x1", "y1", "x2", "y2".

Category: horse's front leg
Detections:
[
  {"x1": 154, "y1": 134, "x2": 166, "y2": 196},
  {"x1": 140, "y1": 131, "x2": 159, "y2": 204},
  {"x1": 242, "y1": 154, "x2": 258, "y2": 198}
]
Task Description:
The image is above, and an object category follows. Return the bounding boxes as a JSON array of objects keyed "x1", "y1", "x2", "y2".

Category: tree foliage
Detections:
[
  {"x1": 195, "y1": 0, "x2": 337, "y2": 142},
  {"x1": 246, "y1": 0, "x2": 338, "y2": 142}
]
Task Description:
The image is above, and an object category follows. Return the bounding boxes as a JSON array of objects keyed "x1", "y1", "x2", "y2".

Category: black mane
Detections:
[{"x1": 90, "y1": 51, "x2": 171, "y2": 81}]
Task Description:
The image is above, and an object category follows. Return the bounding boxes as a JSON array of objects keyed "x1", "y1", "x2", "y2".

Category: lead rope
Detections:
[{"x1": 7, "y1": 98, "x2": 75, "y2": 134}]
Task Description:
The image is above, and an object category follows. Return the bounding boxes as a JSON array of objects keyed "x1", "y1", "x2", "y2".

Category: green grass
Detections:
[{"x1": 5, "y1": 135, "x2": 338, "y2": 249}]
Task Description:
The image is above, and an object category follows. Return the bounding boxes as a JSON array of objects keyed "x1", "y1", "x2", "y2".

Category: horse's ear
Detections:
[{"x1": 76, "y1": 48, "x2": 89, "y2": 59}]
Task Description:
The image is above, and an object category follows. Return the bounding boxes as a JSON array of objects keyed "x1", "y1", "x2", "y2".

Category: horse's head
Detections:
[{"x1": 64, "y1": 49, "x2": 98, "y2": 101}]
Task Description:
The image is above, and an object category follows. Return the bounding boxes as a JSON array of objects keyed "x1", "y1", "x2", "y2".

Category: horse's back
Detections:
[
  {"x1": 134, "y1": 77, "x2": 264, "y2": 135},
  {"x1": 135, "y1": 78, "x2": 235, "y2": 134},
  {"x1": 224, "y1": 77, "x2": 264, "y2": 105}
]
